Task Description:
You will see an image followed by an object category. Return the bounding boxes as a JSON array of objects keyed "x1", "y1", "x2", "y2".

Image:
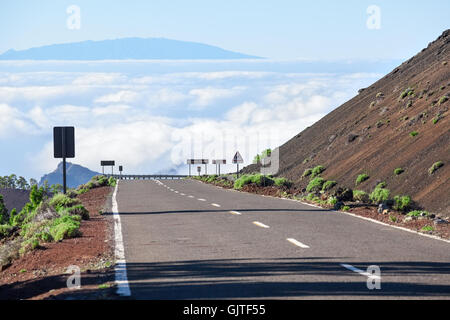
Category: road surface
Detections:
[{"x1": 115, "y1": 179, "x2": 450, "y2": 299}]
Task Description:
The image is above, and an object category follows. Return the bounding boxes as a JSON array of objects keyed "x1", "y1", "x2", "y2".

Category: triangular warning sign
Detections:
[{"x1": 232, "y1": 151, "x2": 244, "y2": 164}]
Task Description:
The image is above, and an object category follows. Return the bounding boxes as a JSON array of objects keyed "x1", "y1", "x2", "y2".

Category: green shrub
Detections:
[
  {"x1": 341, "y1": 206, "x2": 350, "y2": 211},
  {"x1": 310, "y1": 166, "x2": 325, "y2": 178},
  {"x1": 409, "y1": 131, "x2": 419, "y2": 137},
  {"x1": 302, "y1": 168, "x2": 312, "y2": 178},
  {"x1": 49, "y1": 194, "x2": 81, "y2": 213},
  {"x1": 0, "y1": 224, "x2": 14, "y2": 239},
  {"x1": 274, "y1": 177, "x2": 292, "y2": 188},
  {"x1": 233, "y1": 175, "x2": 253, "y2": 189},
  {"x1": 394, "y1": 168, "x2": 404, "y2": 175},
  {"x1": 322, "y1": 180, "x2": 337, "y2": 191},
  {"x1": 62, "y1": 204, "x2": 89, "y2": 220},
  {"x1": 428, "y1": 161, "x2": 444, "y2": 174},
  {"x1": 399, "y1": 88, "x2": 414, "y2": 99},
  {"x1": 306, "y1": 177, "x2": 325, "y2": 193},
  {"x1": 389, "y1": 215, "x2": 398, "y2": 223},
  {"x1": 407, "y1": 210, "x2": 429, "y2": 217},
  {"x1": 421, "y1": 225, "x2": 434, "y2": 232},
  {"x1": 355, "y1": 173, "x2": 370, "y2": 185},
  {"x1": 353, "y1": 190, "x2": 369, "y2": 202},
  {"x1": 369, "y1": 187, "x2": 390, "y2": 204},
  {"x1": 49, "y1": 215, "x2": 81, "y2": 242},
  {"x1": 438, "y1": 96, "x2": 448, "y2": 105},
  {"x1": 376, "y1": 181, "x2": 387, "y2": 188},
  {"x1": 327, "y1": 196, "x2": 338, "y2": 205},
  {"x1": 393, "y1": 195, "x2": 411, "y2": 211}
]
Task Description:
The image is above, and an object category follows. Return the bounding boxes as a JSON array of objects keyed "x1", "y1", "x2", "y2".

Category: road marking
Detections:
[
  {"x1": 198, "y1": 198, "x2": 206, "y2": 201},
  {"x1": 286, "y1": 238, "x2": 310, "y2": 248},
  {"x1": 340, "y1": 264, "x2": 381, "y2": 280},
  {"x1": 230, "y1": 211, "x2": 242, "y2": 215},
  {"x1": 211, "y1": 203, "x2": 221, "y2": 207},
  {"x1": 111, "y1": 181, "x2": 131, "y2": 297},
  {"x1": 174, "y1": 191, "x2": 179, "y2": 193},
  {"x1": 253, "y1": 221, "x2": 270, "y2": 229},
  {"x1": 180, "y1": 193, "x2": 186, "y2": 196},
  {"x1": 188, "y1": 195, "x2": 194, "y2": 198}
]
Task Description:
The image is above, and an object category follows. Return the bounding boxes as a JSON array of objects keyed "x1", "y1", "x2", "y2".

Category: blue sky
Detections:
[
  {"x1": 0, "y1": 1, "x2": 449, "y2": 181},
  {"x1": 1, "y1": 0, "x2": 449, "y2": 59}
]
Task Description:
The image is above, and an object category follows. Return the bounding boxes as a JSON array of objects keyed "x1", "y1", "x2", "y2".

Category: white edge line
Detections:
[
  {"x1": 286, "y1": 238, "x2": 310, "y2": 248},
  {"x1": 112, "y1": 181, "x2": 131, "y2": 297},
  {"x1": 253, "y1": 221, "x2": 270, "y2": 229},
  {"x1": 340, "y1": 263, "x2": 381, "y2": 280}
]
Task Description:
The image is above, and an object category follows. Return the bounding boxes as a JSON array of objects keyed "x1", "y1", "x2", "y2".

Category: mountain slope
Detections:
[
  {"x1": 39, "y1": 162, "x2": 100, "y2": 189},
  {"x1": 0, "y1": 37, "x2": 261, "y2": 60},
  {"x1": 276, "y1": 30, "x2": 450, "y2": 214}
]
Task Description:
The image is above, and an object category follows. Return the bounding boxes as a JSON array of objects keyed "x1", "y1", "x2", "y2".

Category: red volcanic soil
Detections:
[
  {"x1": 274, "y1": 30, "x2": 450, "y2": 215},
  {"x1": 0, "y1": 186, "x2": 116, "y2": 300}
]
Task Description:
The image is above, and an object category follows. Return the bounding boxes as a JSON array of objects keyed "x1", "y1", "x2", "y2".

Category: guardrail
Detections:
[{"x1": 105, "y1": 174, "x2": 188, "y2": 180}]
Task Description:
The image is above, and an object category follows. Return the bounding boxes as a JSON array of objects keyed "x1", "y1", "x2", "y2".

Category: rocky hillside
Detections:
[{"x1": 276, "y1": 30, "x2": 450, "y2": 214}]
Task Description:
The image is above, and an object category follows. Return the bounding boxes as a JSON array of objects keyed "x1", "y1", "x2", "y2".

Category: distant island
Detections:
[{"x1": 0, "y1": 37, "x2": 262, "y2": 60}]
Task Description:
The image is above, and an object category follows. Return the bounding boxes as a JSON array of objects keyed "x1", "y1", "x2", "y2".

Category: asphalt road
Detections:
[{"x1": 115, "y1": 179, "x2": 450, "y2": 299}]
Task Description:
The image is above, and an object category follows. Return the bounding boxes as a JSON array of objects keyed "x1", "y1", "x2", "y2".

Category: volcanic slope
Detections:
[{"x1": 277, "y1": 30, "x2": 450, "y2": 214}]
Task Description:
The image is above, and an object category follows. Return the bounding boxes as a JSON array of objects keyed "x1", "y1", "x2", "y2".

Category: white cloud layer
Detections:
[{"x1": 0, "y1": 62, "x2": 382, "y2": 178}]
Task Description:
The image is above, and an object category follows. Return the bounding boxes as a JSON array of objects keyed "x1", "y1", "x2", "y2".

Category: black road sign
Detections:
[
  {"x1": 119, "y1": 166, "x2": 123, "y2": 172},
  {"x1": 54, "y1": 127, "x2": 75, "y2": 158},
  {"x1": 101, "y1": 160, "x2": 115, "y2": 166}
]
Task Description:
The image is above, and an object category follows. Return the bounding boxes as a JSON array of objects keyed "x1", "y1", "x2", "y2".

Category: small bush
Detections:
[
  {"x1": 393, "y1": 195, "x2": 411, "y2": 211},
  {"x1": 274, "y1": 177, "x2": 292, "y2": 188},
  {"x1": 327, "y1": 196, "x2": 338, "y2": 205},
  {"x1": 409, "y1": 131, "x2": 419, "y2": 137},
  {"x1": 407, "y1": 210, "x2": 429, "y2": 217},
  {"x1": 438, "y1": 95, "x2": 448, "y2": 105},
  {"x1": 355, "y1": 173, "x2": 370, "y2": 185},
  {"x1": 49, "y1": 194, "x2": 81, "y2": 213},
  {"x1": 394, "y1": 168, "x2": 404, "y2": 175},
  {"x1": 421, "y1": 225, "x2": 434, "y2": 232},
  {"x1": 341, "y1": 206, "x2": 350, "y2": 211},
  {"x1": 310, "y1": 166, "x2": 325, "y2": 178},
  {"x1": 63, "y1": 205, "x2": 90, "y2": 220},
  {"x1": 369, "y1": 187, "x2": 390, "y2": 204},
  {"x1": 0, "y1": 224, "x2": 14, "y2": 239},
  {"x1": 306, "y1": 177, "x2": 325, "y2": 193},
  {"x1": 428, "y1": 161, "x2": 444, "y2": 174},
  {"x1": 49, "y1": 215, "x2": 81, "y2": 242},
  {"x1": 302, "y1": 169, "x2": 312, "y2": 178},
  {"x1": 399, "y1": 88, "x2": 414, "y2": 100},
  {"x1": 353, "y1": 190, "x2": 369, "y2": 202},
  {"x1": 322, "y1": 180, "x2": 337, "y2": 191}
]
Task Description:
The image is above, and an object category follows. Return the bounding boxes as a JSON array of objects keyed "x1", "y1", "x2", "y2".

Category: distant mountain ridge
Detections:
[
  {"x1": 39, "y1": 162, "x2": 100, "y2": 189},
  {"x1": 0, "y1": 37, "x2": 262, "y2": 60}
]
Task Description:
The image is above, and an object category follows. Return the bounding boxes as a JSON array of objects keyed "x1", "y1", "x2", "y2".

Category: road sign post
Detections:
[
  {"x1": 53, "y1": 126, "x2": 75, "y2": 194},
  {"x1": 101, "y1": 160, "x2": 115, "y2": 175},
  {"x1": 212, "y1": 160, "x2": 226, "y2": 176},
  {"x1": 232, "y1": 152, "x2": 244, "y2": 179},
  {"x1": 187, "y1": 159, "x2": 209, "y2": 177}
]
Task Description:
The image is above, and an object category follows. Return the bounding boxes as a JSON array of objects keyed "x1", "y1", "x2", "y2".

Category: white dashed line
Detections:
[
  {"x1": 198, "y1": 198, "x2": 206, "y2": 201},
  {"x1": 253, "y1": 221, "x2": 270, "y2": 229},
  {"x1": 174, "y1": 191, "x2": 179, "y2": 193},
  {"x1": 286, "y1": 238, "x2": 310, "y2": 248},
  {"x1": 211, "y1": 203, "x2": 221, "y2": 207},
  {"x1": 340, "y1": 264, "x2": 381, "y2": 280},
  {"x1": 188, "y1": 195, "x2": 194, "y2": 198},
  {"x1": 180, "y1": 193, "x2": 186, "y2": 196}
]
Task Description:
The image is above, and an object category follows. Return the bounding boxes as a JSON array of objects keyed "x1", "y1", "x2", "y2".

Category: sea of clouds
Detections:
[{"x1": 0, "y1": 59, "x2": 392, "y2": 179}]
